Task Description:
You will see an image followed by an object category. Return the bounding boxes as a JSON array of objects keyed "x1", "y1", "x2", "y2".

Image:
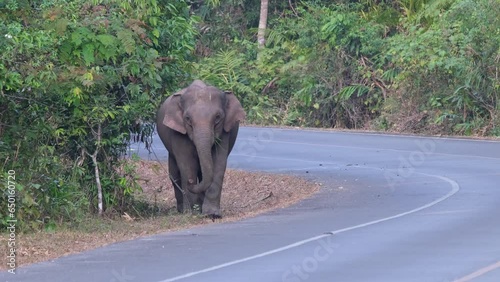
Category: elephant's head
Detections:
[{"x1": 162, "y1": 80, "x2": 245, "y2": 193}]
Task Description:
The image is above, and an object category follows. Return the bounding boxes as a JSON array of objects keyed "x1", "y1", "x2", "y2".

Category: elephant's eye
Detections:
[
  {"x1": 185, "y1": 115, "x2": 192, "y2": 125},
  {"x1": 214, "y1": 114, "x2": 222, "y2": 124}
]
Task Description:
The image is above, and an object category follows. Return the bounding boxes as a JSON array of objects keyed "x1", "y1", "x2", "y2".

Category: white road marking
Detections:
[
  {"x1": 157, "y1": 174, "x2": 460, "y2": 282},
  {"x1": 420, "y1": 209, "x2": 475, "y2": 215},
  {"x1": 454, "y1": 260, "x2": 500, "y2": 282}
]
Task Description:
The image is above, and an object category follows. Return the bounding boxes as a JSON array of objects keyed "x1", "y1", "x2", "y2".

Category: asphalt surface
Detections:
[{"x1": 2, "y1": 127, "x2": 500, "y2": 282}]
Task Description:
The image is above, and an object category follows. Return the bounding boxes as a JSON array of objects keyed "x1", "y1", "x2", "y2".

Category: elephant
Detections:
[{"x1": 156, "y1": 80, "x2": 246, "y2": 217}]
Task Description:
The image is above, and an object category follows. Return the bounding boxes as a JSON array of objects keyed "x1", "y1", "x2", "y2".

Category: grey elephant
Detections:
[{"x1": 156, "y1": 80, "x2": 246, "y2": 217}]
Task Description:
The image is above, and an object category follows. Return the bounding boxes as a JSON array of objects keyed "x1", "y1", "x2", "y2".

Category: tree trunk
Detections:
[
  {"x1": 86, "y1": 123, "x2": 103, "y2": 216},
  {"x1": 91, "y1": 153, "x2": 103, "y2": 216},
  {"x1": 257, "y1": 0, "x2": 269, "y2": 49}
]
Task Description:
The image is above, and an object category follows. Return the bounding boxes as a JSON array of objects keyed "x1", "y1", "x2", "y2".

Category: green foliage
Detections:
[
  {"x1": 194, "y1": 49, "x2": 275, "y2": 122},
  {"x1": 0, "y1": 0, "x2": 197, "y2": 230},
  {"x1": 388, "y1": 0, "x2": 499, "y2": 135},
  {"x1": 193, "y1": 0, "x2": 498, "y2": 135},
  {"x1": 194, "y1": 3, "x2": 387, "y2": 128}
]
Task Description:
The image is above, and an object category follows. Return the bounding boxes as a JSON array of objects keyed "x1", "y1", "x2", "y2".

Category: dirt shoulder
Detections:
[{"x1": 0, "y1": 160, "x2": 320, "y2": 269}]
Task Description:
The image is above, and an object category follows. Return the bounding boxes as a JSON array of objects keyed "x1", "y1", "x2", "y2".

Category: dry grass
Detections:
[{"x1": 0, "y1": 160, "x2": 320, "y2": 269}]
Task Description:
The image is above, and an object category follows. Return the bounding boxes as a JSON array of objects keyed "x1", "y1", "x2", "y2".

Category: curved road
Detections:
[{"x1": 2, "y1": 127, "x2": 500, "y2": 282}]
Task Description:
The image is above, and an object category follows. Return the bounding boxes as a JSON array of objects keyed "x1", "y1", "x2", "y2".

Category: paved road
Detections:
[{"x1": 2, "y1": 127, "x2": 500, "y2": 282}]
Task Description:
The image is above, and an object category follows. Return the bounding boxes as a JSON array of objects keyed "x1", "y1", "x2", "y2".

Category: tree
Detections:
[{"x1": 257, "y1": 0, "x2": 269, "y2": 48}]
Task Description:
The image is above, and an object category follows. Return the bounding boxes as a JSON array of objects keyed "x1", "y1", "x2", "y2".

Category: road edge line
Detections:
[
  {"x1": 453, "y1": 260, "x2": 500, "y2": 282},
  {"x1": 158, "y1": 174, "x2": 460, "y2": 282}
]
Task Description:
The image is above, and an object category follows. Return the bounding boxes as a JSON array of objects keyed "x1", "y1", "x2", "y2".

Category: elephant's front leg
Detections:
[
  {"x1": 202, "y1": 136, "x2": 230, "y2": 217},
  {"x1": 181, "y1": 172, "x2": 205, "y2": 213},
  {"x1": 175, "y1": 154, "x2": 204, "y2": 213}
]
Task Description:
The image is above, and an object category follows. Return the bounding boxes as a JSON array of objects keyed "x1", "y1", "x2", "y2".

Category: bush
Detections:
[
  {"x1": 388, "y1": 0, "x2": 499, "y2": 135},
  {"x1": 0, "y1": 0, "x2": 197, "y2": 230}
]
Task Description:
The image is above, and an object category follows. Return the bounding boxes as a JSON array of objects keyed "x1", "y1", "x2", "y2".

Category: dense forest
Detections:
[{"x1": 1, "y1": 0, "x2": 498, "y2": 230}]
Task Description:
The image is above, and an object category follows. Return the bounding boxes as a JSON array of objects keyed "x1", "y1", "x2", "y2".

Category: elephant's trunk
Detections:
[{"x1": 190, "y1": 129, "x2": 214, "y2": 194}]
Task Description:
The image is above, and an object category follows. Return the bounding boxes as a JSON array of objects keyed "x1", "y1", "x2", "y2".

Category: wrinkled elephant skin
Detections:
[{"x1": 156, "y1": 80, "x2": 245, "y2": 217}]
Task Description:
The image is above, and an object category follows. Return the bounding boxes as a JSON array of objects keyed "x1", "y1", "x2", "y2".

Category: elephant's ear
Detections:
[
  {"x1": 224, "y1": 91, "x2": 246, "y2": 132},
  {"x1": 162, "y1": 91, "x2": 186, "y2": 134}
]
